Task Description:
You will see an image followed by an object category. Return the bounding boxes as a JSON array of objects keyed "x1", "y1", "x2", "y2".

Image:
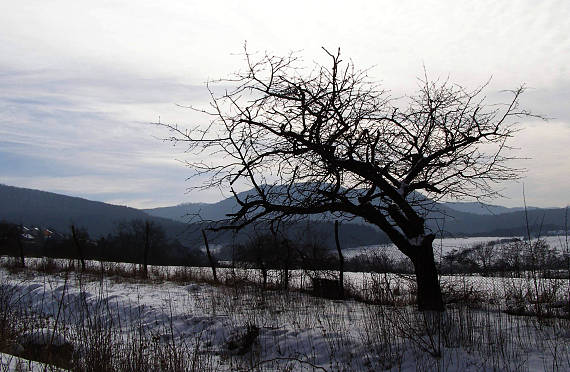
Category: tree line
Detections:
[{"x1": 0, "y1": 220, "x2": 207, "y2": 269}]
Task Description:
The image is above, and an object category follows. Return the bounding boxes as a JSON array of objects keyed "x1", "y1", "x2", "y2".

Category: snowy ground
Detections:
[
  {"x1": 1, "y1": 257, "x2": 569, "y2": 371},
  {"x1": 0, "y1": 352, "x2": 65, "y2": 372},
  {"x1": 342, "y1": 235, "x2": 569, "y2": 259}
]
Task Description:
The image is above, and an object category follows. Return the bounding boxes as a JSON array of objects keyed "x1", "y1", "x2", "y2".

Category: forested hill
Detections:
[
  {"x1": 0, "y1": 184, "x2": 203, "y2": 245},
  {"x1": 1, "y1": 184, "x2": 566, "y2": 249},
  {"x1": 440, "y1": 201, "x2": 534, "y2": 215},
  {"x1": 0, "y1": 184, "x2": 388, "y2": 249},
  {"x1": 144, "y1": 199, "x2": 541, "y2": 223},
  {"x1": 427, "y1": 207, "x2": 567, "y2": 237},
  {"x1": 145, "y1": 192, "x2": 567, "y2": 238}
]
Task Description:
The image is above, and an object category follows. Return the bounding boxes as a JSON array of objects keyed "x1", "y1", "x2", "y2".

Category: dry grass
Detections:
[{"x1": 0, "y1": 256, "x2": 569, "y2": 371}]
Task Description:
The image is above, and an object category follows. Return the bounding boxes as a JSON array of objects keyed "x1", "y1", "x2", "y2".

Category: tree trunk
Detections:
[
  {"x1": 202, "y1": 230, "x2": 217, "y2": 282},
  {"x1": 261, "y1": 266, "x2": 267, "y2": 289},
  {"x1": 334, "y1": 220, "x2": 344, "y2": 299},
  {"x1": 16, "y1": 225, "x2": 25, "y2": 268},
  {"x1": 143, "y1": 221, "x2": 150, "y2": 277},
  {"x1": 410, "y1": 237, "x2": 444, "y2": 312},
  {"x1": 283, "y1": 240, "x2": 290, "y2": 290},
  {"x1": 71, "y1": 225, "x2": 86, "y2": 271}
]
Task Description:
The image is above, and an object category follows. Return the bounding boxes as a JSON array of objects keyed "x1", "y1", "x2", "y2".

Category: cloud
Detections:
[
  {"x1": 495, "y1": 120, "x2": 570, "y2": 207},
  {"x1": 519, "y1": 81, "x2": 570, "y2": 122},
  {"x1": 0, "y1": 0, "x2": 568, "y2": 208},
  {"x1": 0, "y1": 67, "x2": 209, "y2": 208}
]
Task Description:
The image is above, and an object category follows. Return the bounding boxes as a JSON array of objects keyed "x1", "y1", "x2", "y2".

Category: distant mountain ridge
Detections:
[
  {"x1": 144, "y1": 193, "x2": 567, "y2": 238},
  {"x1": 1, "y1": 184, "x2": 567, "y2": 251},
  {"x1": 0, "y1": 184, "x2": 388, "y2": 249},
  {"x1": 144, "y1": 200, "x2": 238, "y2": 223},
  {"x1": 0, "y1": 184, "x2": 202, "y2": 246},
  {"x1": 441, "y1": 201, "x2": 537, "y2": 216},
  {"x1": 145, "y1": 199, "x2": 538, "y2": 221}
]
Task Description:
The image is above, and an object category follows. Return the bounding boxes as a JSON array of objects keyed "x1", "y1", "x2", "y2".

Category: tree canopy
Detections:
[{"x1": 161, "y1": 47, "x2": 532, "y2": 310}]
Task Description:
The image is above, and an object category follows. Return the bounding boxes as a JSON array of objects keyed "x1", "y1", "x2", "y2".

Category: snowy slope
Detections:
[
  {"x1": 0, "y1": 352, "x2": 66, "y2": 371},
  {"x1": 1, "y1": 259, "x2": 568, "y2": 371}
]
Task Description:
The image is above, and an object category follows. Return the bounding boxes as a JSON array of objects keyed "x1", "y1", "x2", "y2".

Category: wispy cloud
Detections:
[
  {"x1": 0, "y1": 0, "x2": 568, "y2": 208},
  {"x1": 0, "y1": 67, "x2": 210, "y2": 207}
]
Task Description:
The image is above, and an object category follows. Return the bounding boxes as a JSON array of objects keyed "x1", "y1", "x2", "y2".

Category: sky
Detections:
[{"x1": 0, "y1": 0, "x2": 569, "y2": 209}]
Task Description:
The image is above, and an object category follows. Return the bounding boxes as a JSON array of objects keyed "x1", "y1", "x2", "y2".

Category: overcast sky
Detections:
[{"x1": 1, "y1": 0, "x2": 568, "y2": 208}]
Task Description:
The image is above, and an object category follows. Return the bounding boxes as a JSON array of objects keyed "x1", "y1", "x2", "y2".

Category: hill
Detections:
[
  {"x1": 2, "y1": 184, "x2": 566, "y2": 252},
  {"x1": 428, "y1": 207, "x2": 567, "y2": 237},
  {"x1": 0, "y1": 184, "x2": 202, "y2": 246},
  {"x1": 145, "y1": 192, "x2": 567, "y2": 238},
  {"x1": 440, "y1": 201, "x2": 537, "y2": 215},
  {"x1": 0, "y1": 184, "x2": 388, "y2": 249}
]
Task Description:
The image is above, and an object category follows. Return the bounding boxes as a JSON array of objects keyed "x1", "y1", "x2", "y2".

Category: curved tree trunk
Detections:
[
  {"x1": 410, "y1": 237, "x2": 444, "y2": 311},
  {"x1": 202, "y1": 230, "x2": 217, "y2": 282}
]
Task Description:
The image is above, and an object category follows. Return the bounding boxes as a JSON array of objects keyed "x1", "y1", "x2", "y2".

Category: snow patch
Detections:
[{"x1": 0, "y1": 352, "x2": 66, "y2": 372}]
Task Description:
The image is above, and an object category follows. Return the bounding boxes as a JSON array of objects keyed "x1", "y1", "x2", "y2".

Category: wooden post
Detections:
[
  {"x1": 143, "y1": 221, "x2": 151, "y2": 277},
  {"x1": 202, "y1": 230, "x2": 217, "y2": 282},
  {"x1": 71, "y1": 225, "x2": 86, "y2": 271},
  {"x1": 283, "y1": 238, "x2": 290, "y2": 290},
  {"x1": 335, "y1": 220, "x2": 344, "y2": 299},
  {"x1": 16, "y1": 225, "x2": 25, "y2": 268}
]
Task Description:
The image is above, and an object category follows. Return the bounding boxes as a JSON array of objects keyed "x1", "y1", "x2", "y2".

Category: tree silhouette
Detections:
[{"x1": 161, "y1": 47, "x2": 532, "y2": 311}]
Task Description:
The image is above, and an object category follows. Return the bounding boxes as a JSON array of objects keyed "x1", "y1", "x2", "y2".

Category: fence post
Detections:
[
  {"x1": 16, "y1": 224, "x2": 25, "y2": 268},
  {"x1": 143, "y1": 221, "x2": 151, "y2": 277},
  {"x1": 71, "y1": 225, "x2": 86, "y2": 271},
  {"x1": 202, "y1": 230, "x2": 218, "y2": 282},
  {"x1": 335, "y1": 220, "x2": 344, "y2": 299}
]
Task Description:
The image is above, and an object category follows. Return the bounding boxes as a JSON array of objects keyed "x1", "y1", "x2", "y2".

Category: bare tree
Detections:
[
  {"x1": 201, "y1": 229, "x2": 218, "y2": 282},
  {"x1": 71, "y1": 225, "x2": 86, "y2": 271},
  {"x1": 161, "y1": 47, "x2": 531, "y2": 311},
  {"x1": 116, "y1": 219, "x2": 165, "y2": 275},
  {"x1": 471, "y1": 242, "x2": 497, "y2": 277}
]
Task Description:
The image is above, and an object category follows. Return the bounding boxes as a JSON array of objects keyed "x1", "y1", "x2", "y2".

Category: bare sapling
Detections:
[
  {"x1": 202, "y1": 229, "x2": 218, "y2": 282},
  {"x1": 71, "y1": 225, "x2": 86, "y2": 271}
]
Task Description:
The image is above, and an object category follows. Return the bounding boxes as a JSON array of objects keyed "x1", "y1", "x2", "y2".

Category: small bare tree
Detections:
[
  {"x1": 71, "y1": 225, "x2": 86, "y2": 271},
  {"x1": 116, "y1": 219, "x2": 165, "y2": 276},
  {"x1": 161, "y1": 47, "x2": 531, "y2": 311},
  {"x1": 471, "y1": 242, "x2": 497, "y2": 276}
]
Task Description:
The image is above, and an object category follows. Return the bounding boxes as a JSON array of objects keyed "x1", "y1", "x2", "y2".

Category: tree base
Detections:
[{"x1": 412, "y1": 238, "x2": 445, "y2": 312}]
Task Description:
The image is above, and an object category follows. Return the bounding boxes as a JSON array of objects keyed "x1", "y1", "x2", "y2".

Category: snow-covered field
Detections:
[
  {"x1": 0, "y1": 257, "x2": 569, "y2": 371},
  {"x1": 343, "y1": 235, "x2": 569, "y2": 259},
  {"x1": 0, "y1": 352, "x2": 65, "y2": 372}
]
